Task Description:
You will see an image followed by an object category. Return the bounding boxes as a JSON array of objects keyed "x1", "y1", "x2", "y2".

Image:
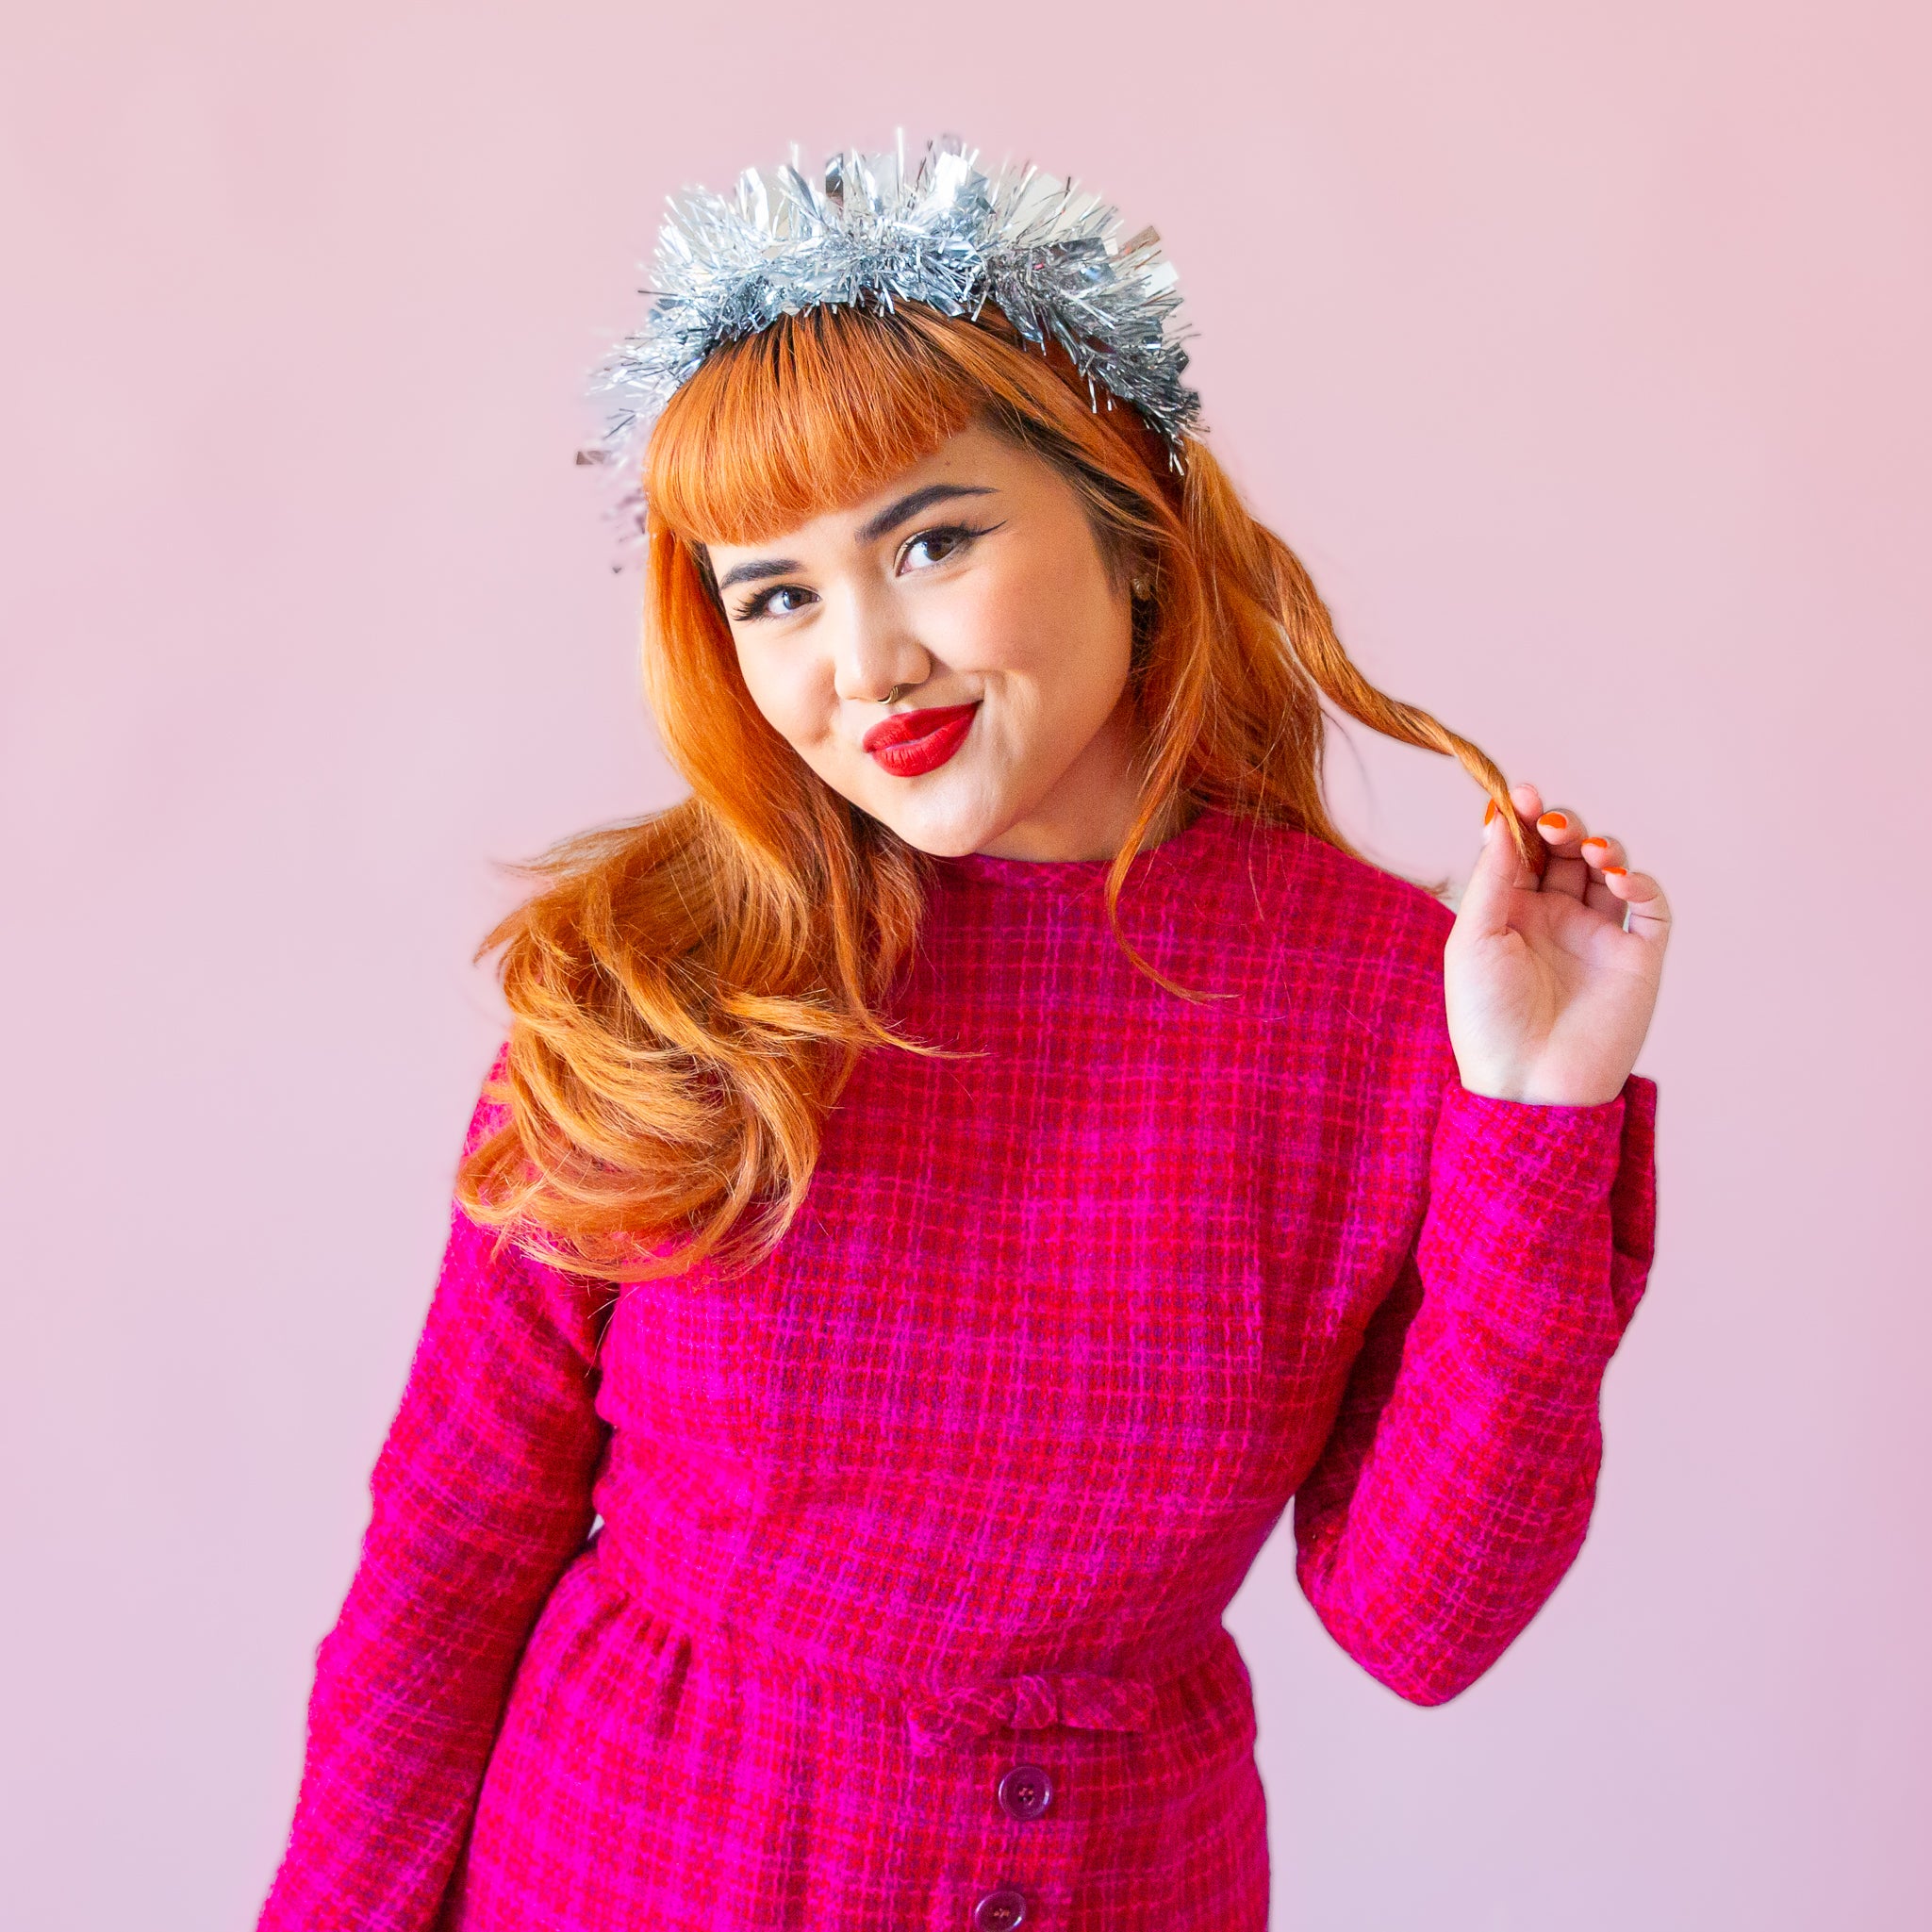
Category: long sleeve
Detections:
[
  {"x1": 1292, "y1": 1072, "x2": 1659, "y2": 1705},
  {"x1": 257, "y1": 1061, "x2": 610, "y2": 1931}
]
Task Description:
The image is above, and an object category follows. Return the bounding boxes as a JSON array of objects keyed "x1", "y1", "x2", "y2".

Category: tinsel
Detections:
[{"x1": 581, "y1": 133, "x2": 1201, "y2": 536}]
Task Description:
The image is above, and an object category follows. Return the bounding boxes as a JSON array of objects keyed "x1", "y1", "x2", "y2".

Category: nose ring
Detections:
[{"x1": 884, "y1": 682, "x2": 913, "y2": 704}]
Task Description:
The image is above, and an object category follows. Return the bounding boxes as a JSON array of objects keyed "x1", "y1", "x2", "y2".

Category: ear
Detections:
[
  {"x1": 1098, "y1": 530, "x2": 1149, "y2": 601},
  {"x1": 1127, "y1": 552, "x2": 1161, "y2": 674}
]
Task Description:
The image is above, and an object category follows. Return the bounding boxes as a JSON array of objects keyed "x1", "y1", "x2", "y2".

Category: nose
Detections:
[{"x1": 831, "y1": 578, "x2": 933, "y2": 704}]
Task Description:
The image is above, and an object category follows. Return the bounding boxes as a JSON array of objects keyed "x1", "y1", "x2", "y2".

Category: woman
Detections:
[{"x1": 258, "y1": 139, "x2": 1668, "y2": 1932}]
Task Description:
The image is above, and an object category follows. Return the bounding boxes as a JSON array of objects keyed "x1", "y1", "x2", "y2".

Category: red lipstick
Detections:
[{"x1": 862, "y1": 702, "x2": 980, "y2": 778}]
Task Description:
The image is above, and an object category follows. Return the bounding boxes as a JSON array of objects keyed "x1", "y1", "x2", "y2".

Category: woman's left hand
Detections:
[{"x1": 1444, "y1": 781, "x2": 1672, "y2": 1107}]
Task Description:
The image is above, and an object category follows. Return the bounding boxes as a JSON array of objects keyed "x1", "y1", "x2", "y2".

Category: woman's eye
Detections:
[
  {"x1": 735, "y1": 584, "x2": 815, "y2": 622},
  {"x1": 900, "y1": 526, "x2": 974, "y2": 572}
]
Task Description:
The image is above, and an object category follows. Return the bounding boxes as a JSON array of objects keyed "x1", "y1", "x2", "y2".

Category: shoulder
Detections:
[
  {"x1": 1179, "y1": 809, "x2": 1455, "y2": 980},
  {"x1": 460, "y1": 1039, "x2": 517, "y2": 1161}
]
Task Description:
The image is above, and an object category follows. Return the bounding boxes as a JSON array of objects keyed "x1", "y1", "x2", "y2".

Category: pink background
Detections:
[{"x1": 4, "y1": 3, "x2": 1927, "y2": 1925}]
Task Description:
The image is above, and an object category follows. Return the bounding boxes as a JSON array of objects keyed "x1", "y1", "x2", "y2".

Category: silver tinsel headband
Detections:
[{"x1": 581, "y1": 133, "x2": 1202, "y2": 524}]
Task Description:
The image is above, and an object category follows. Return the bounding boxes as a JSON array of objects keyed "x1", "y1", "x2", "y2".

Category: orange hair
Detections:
[{"x1": 456, "y1": 303, "x2": 1530, "y2": 1283}]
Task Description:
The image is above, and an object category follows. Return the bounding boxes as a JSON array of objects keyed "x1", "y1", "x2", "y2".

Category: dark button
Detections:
[
  {"x1": 973, "y1": 1887, "x2": 1029, "y2": 1930},
  {"x1": 997, "y1": 1762, "x2": 1053, "y2": 1821}
]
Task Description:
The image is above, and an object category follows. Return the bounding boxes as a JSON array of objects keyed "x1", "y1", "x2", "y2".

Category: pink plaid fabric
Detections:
[{"x1": 258, "y1": 808, "x2": 1658, "y2": 1931}]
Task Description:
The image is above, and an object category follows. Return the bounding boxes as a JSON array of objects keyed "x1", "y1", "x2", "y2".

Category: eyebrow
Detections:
[
  {"x1": 710, "y1": 483, "x2": 999, "y2": 594},
  {"x1": 714, "y1": 553, "x2": 802, "y2": 593},
  {"x1": 853, "y1": 481, "x2": 997, "y2": 544}
]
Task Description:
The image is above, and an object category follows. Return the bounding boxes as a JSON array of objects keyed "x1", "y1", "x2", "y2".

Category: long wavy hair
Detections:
[{"x1": 456, "y1": 302, "x2": 1530, "y2": 1283}]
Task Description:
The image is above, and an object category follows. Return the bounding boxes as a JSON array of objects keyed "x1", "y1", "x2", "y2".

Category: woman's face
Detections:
[{"x1": 702, "y1": 421, "x2": 1146, "y2": 861}]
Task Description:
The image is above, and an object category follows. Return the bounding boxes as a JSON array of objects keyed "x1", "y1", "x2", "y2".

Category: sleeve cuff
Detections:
[
  {"x1": 1417, "y1": 1073, "x2": 1655, "y2": 1370},
  {"x1": 1434, "y1": 1077, "x2": 1634, "y2": 1211}
]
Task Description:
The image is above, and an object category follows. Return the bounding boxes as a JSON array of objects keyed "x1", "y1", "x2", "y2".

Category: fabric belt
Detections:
[
  {"x1": 901, "y1": 1667, "x2": 1160, "y2": 1758},
  {"x1": 596, "y1": 1530, "x2": 1220, "y2": 1760}
]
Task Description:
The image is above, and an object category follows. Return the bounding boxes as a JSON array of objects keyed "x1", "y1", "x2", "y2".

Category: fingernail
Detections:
[
  {"x1": 1603, "y1": 866, "x2": 1627, "y2": 879},
  {"x1": 1537, "y1": 811, "x2": 1568, "y2": 832},
  {"x1": 1483, "y1": 800, "x2": 1497, "y2": 825},
  {"x1": 1581, "y1": 836, "x2": 1610, "y2": 852}
]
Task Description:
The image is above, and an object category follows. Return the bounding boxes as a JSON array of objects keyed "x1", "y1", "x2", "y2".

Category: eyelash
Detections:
[{"x1": 729, "y1": 521, "x2": 997, "y2": 624}]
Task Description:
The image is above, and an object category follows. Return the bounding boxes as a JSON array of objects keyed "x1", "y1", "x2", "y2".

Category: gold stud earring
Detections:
[{"x1": 1131, "y1": 574, "x2": 1153, "y2": 602}]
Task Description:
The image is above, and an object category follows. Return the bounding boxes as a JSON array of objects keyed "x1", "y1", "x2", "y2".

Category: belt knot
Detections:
[{"x1": 903, "y1": 1668, "x2": 1158, "y2": 1758}]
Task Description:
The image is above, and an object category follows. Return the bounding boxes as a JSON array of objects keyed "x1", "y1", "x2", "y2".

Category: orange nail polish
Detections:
[
  {"x1": 1603, "y1": 865, "x2": 1627, "y2": 878},
  {"x1": 1537, "y1": 811, "x2": 1568, "y2": 832},
  {"x1": 1581, "y1": 837, "x2": 1609, "y2": 852},
  {"x1": 1483, "y1": 800, "x2": 1497, "y2": 825}
]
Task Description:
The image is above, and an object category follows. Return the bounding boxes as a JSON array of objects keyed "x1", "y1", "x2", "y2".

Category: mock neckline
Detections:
[{"x1": 923, "y1": 803, "x2": 1226, "y2": 893}]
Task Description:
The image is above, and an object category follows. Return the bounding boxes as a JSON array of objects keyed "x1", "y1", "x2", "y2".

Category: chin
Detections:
[
  {"x1": 857, "y1": 779, "x2": 1009, "y2": 859},
  {"x1": 871, "y1": 811, "x2": 992, "y2": 860}
]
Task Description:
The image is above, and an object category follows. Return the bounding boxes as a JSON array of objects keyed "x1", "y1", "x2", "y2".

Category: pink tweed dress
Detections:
[{"x1": 257, "y1": 805, "x2": 1659, "y2": 1931}]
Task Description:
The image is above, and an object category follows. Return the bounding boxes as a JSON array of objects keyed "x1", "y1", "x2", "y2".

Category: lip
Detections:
[
  {"x1": 862, "y1": 701, "x2": 981, "y2": 751},
  {"x1": 863, "y1": 701, "x2": 980, "y2": 778}
]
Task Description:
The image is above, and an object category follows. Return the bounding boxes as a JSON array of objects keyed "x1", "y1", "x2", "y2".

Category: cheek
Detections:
[
  {"x1": 735, "y1": 640, "x2": 833, "y2": 744},
  {"x1": 941, "y1": 563, "x2": 1099, "y2": 684},
  {"x1": 967, "y1": 553, "x2": 1131, "y2": 710}
]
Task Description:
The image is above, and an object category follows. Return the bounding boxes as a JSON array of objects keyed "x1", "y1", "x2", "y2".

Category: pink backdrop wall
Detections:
[{"x1": 5, "y1": 3, "x2": 1927, "y2": 1925}]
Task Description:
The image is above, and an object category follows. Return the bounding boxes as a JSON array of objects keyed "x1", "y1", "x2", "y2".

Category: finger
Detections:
[
  {"x1": 1532, "y1": 805, "x2": 1593, "y2": 900},
  {"x1": 1503, "y1": 781, "x2": 1549, "y2": 882},
  {"x1": 1535, "y1": 805, "x2": 1590, "y2": 854},
  {"x1": 1503, "y1": 787, "x2": 1549, "y2": 887},
  {"x1": 1578, "y1": 833, "x2": 1627, "y2": 918},
  {"x1": 1601, "y1": 867, "x2": 1673, "y2": 944},
  {"x1": 1460, "y1": 793, "x2": 1540, "y2": 935}
]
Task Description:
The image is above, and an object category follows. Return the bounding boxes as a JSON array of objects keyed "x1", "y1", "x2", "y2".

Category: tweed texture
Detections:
[{"x1": 258, "y1": 807, "x2": 1659, "y2": 1931}]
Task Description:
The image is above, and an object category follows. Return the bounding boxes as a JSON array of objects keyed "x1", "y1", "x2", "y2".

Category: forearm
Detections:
[
  {"x1": 258, "y1": 1164, "x2": 607, "y2": 1932},
  {"x1": 259, "y1": 1465, "x2": 595, "y2": 1929},
  {"x1": 1296, "y1": 1077, "x2": 1657, "y2": 1703},
  {"x1": 1296, "y1": 1304, "x2": 1610, "y2": 1702}
]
